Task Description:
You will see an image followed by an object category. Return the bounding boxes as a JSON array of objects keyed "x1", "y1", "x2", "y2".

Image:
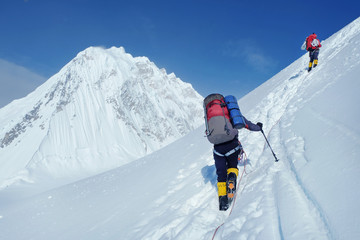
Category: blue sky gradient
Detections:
[{"x1": 0, "y1": 0, "x2": 359, "y2": 107}]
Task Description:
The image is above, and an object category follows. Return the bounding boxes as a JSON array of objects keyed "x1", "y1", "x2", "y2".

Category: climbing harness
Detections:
[{"x1": 213, "y1": 145, "x2": 242, "y2": 157}]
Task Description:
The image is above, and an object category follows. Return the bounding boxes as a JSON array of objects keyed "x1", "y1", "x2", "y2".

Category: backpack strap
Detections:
[
  {"x1": 204, "y1": 101, "x2": 211, "y2": 136},
  {"x1": 219, "y1": 101, "x2": 231, "y2": 135}
]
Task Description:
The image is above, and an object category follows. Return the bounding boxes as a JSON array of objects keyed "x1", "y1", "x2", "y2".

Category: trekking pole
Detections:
[{"x1": 261, "y1": 129, "x2": 279, "y2": 162}]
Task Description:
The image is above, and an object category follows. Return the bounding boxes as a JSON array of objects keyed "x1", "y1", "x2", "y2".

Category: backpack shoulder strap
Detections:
[{"x1": 204, "y1": 100, "x2": 210, "y2": 136}]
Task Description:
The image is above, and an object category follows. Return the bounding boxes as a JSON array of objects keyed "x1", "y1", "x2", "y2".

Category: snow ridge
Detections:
[{"x1": 231, "y1": 17, "x2": 360, "y2": 240}]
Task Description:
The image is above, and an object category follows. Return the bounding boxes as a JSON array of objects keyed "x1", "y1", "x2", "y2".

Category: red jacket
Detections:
[{"x1": 306, "y1": 34, "x2": 322, "y2": 51}]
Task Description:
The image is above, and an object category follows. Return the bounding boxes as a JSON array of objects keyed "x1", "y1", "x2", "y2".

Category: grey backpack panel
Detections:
[{"x1": 206, "y1": 116, "x2": 238, "y2": 144}]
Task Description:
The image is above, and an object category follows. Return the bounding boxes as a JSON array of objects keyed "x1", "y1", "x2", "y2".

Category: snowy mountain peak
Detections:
[{"x1": 0, "y1": 46, "x2": 204, "y2": 186}]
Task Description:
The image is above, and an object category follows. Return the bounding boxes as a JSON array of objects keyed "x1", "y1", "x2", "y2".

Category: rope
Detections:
[
  {"x1": 240, "y1": 150, "x2": 248, "y2": 175},
  {"x1": 211, "y1": 150, "x2": 248, "y2": 240}
]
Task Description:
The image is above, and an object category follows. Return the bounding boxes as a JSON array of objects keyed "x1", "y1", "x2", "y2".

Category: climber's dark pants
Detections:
[
  {"x1": 309, "y1": 49, "x2": 320, "y2": 63},
  {"x1": 213, "y1": 137, "x2": 240, "y2": 182}
]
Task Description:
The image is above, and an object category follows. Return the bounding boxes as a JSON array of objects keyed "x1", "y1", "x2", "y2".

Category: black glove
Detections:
[{"x1": 256, "y1": 122, "x2": 263, "y2": 130}]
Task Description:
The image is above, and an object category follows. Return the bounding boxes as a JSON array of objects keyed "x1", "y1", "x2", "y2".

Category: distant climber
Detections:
[
  {"x1": 203, "y1": 94, "x2": 263, "y2": 211},
  {"x1": 305, "y1": 33, "x2": 322, "y2": 72}
]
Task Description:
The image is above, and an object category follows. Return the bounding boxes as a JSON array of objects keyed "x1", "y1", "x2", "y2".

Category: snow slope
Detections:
[
  {"x1": 0, "y1": 46, "x2": 203, "y2": 188},
  {"x1": 0, "y1": 17, "x2": 359, "y2": 240}
]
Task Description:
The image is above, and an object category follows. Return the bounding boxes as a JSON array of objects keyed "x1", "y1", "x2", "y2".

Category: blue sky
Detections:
[{"x1": 0, "y1": 0, "x2": 359, "y2": 108}]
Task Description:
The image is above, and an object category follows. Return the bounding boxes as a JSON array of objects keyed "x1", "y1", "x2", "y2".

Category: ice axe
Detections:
[{"x1": 261, "y1": 129, "x2": 279, "y2": 162}]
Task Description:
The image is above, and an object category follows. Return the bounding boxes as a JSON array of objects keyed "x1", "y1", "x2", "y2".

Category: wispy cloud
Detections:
[
  {"x1": 0, "y1": 59, "x2": 47, "y2": 108},
  {"x1": 222, "y1": 39, "x2": 278, "y2": 73}
]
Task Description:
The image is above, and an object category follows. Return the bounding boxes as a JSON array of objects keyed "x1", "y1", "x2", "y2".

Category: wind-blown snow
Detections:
[{"x1": 0, "y1": 17, "x2": 359, "y2": 240}]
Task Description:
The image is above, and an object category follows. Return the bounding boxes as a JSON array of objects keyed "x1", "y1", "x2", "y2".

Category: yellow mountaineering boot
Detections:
[
  {"x1": 217, "y1": 182, "x2": 228, "y2": 211},
  {"x1": 308, "y1": 62, "x2": 313, "y2": 72},
  {"x1": 227, "y1": 168, "x2": 238, "y2": 200},
  {"x1": 314, "y1": 59, "x2": 318, "y2": 68}
]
